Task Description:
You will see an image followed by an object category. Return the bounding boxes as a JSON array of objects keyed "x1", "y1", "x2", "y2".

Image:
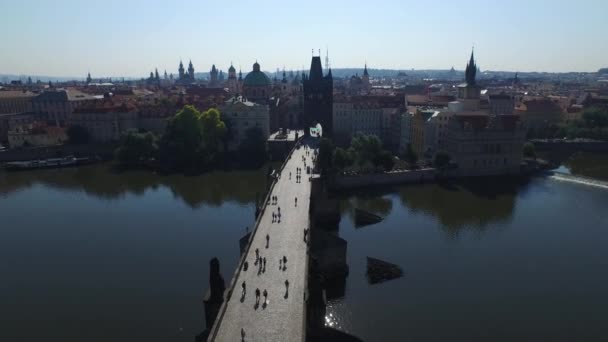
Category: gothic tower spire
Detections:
[{"x1": 465, "y1": 48, "x2": 477, "y2": 86}]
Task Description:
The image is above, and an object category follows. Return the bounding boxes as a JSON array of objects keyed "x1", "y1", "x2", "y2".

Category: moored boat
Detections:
[{"x1": 4, "y1": 156, "x2": 81, "y2": 171}]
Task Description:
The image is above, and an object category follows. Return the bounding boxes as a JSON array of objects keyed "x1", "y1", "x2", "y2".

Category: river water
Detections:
[{"x1": 1, "y1": 155, "x2": 607, "y2": 342}]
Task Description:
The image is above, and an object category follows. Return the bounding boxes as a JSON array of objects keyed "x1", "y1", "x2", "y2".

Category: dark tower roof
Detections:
[
  {"x1": 326, "y1": 68, "x2": 332, "y2": 79},
  {"x1": 309, "y1": 56, "x2": 323, "y2": 81},
  {"x1": 465, "y1": 49, "x2": 477, "y2": 86},
  {"x1": 228, "y1": 64, "x2": 236, "y2": 72},
  {"x1": 253, "y1": 61, "x2": 260, "y2": 72},
  {"x1": 363, "y1": 63, "x2": 369, "y2": 77}
]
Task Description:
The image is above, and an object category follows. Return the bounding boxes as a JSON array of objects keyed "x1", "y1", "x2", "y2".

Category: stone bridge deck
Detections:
[{"x1": 209, "y1": 141, "x2": 315, "y2": 342}]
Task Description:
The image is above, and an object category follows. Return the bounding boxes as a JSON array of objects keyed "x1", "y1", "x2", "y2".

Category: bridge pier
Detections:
[{"x1": 197, "y1": 258, "x2": 225, "y2": 342}]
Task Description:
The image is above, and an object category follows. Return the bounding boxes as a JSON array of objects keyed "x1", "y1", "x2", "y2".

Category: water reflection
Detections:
[
  {"x1": 338, "y1": 189, "x2": 394, "y2": 223},
  {"x1": 398, "y1": 178, "x2": 528, "y2": 236},
  {"x1": 0, "y1": 163, "x2": 275, "y2": 208},
  {"x1": 336, "y1": 176, "x2": 532, "y2": 237}
]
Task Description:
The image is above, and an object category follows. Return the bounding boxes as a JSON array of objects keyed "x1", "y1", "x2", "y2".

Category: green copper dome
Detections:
[{"x1": 243, "y1": 62, "x2": 271, "y2": 87}]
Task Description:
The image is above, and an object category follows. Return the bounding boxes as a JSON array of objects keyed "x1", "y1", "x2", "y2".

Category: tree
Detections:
[
  {"x1": 433, "y1": 150, "x2": 451, "y2": 169},
  {"x1": 200, "y1": 108, "x2": 227, "y2": 153},
  {"x1": 333, "y1": 147, "x2": 353, "y2": 171},
  {"x1": 66, "y1": 125, "x2": 90, "y2": 145},
  {"x1": 318, "y1": 138, "x2": 334, "y2": 174},
  {"x1": 582, "y1": 107, "x2": 608, "y2": 127},
  {"x1": 375, "y1": 150, "x2": 395, "y2": 171},
  {"x1": 523, "y1": 142, "x2": 536, "y2": 159},
  {"x1": 115, "y1": 130, "x2": 158, "y2": 166},
  {"x1": 403, "y1": 143, "x2": 418, "y2": 167},
  {"x1": 238, "y1": 127, "x2": 267, "y2": 168},
  {"x1": 159, "y1": 105, "x2": 203, "y2": 170},
  {"x1": 350, "y1": 134, "x2": 382, "y2": 166}
]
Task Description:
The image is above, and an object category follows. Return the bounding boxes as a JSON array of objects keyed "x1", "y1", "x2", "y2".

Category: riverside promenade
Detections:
[{"x1": 208, "y1": 141, "x2": 316, "y2": 342}]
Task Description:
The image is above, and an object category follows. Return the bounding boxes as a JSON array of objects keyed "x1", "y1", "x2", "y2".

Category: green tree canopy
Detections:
[
  {"x1": 238, "y1": 127, "x2": 267, "y2": 168},
  {"x1": 433, "y1": 150, "x2": 451, "y2": 169},
  {"x1": 158, "y1": 105, "x2": 229, "y2": 171},
  {"x1": 332, "y1": 147, "x2": 353, "y2": 171},
  {"x1": 582, "y1": 107, "x2": 608, "y2": 127},
  {"x1": 200, "y1": 108, "x2": 227, "y2": 152},
  {"x1": 115, "y1": 130, "x2": 158, "y2": 165},
  {"x1": 523, "y1": 142, "x2": 536, "y2": 159},
  {"x1": 403, "y1": 143, "x2": 418, "y2": 167},
  {"x1": 374, "y1": 150, "x2": 395, "y2": 171},
  {"x1": 350, "y1": 134, "x2": 383, "y2": 166},
  {"x1": 318, "y1": 138, "x2": 334, "y2": 174}
]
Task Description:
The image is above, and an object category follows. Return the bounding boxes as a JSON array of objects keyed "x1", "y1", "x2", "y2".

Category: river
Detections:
[{"x1": 1, "y1": 155, "x2": 607, "y2": 342}]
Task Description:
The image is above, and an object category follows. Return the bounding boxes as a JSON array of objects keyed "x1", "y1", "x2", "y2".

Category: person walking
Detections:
[{"x1": 266, "y1": 234, "x2": 270, "y2": 248}]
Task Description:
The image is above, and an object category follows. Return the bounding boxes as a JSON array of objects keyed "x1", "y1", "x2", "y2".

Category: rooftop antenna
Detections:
[{"x1": 325, "y1": 46, "x2": 330, "y2": 70}]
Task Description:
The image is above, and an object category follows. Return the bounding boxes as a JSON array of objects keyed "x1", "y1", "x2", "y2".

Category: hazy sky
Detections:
[{"x1": 1, "y1": 0, "x2": 607, "y2": 77}]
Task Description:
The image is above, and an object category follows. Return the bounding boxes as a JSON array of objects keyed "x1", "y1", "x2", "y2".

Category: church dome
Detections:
[
  {"x1": 243, "y1": 62, "x2": 271, "y2": 87},
  {"x1": 228, "y1": 64, "x2": 236, "y2": 72}
]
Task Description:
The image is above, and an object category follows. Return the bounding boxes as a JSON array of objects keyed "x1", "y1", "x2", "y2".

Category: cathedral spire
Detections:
[
  {"x1": 363, "y1": 63, "x2": 369, "y2": 77},
  {"x1": 465, "y1": 48, "x2": 477, "y2": 86}
]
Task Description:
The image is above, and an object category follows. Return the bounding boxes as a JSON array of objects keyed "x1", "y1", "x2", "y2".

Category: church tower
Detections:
[
  {"x1": 178, "y1": 60, "x2": 185, "y2": 80},
  {"x1": 458, "y1": 49, "x2": 481, "y2": 110},
  {"x1": 227, "y1": 63, "x2": 239, "y2": 94},
  {"x1": 362, "y1": 63, "x2": 370, "y2": 93},
  {"x1": 210, "y1": 64, "x2": 218, "y2": 86},
  {"x1": 188, "y1": 60, "x2": 195, "y2": 80},
  {"x1": 303, "y1": 55, "x2": 333, "y2": 136}
]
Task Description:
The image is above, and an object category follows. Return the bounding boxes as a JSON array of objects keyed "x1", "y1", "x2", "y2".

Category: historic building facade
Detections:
[{"x1": 220, "y1": 96, "x2": 270, "y2": 151}]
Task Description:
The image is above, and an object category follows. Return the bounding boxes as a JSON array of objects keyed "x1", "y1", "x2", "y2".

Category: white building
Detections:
[{"x1": 220, "y1": 96, "x2": 270, "y2": 151}]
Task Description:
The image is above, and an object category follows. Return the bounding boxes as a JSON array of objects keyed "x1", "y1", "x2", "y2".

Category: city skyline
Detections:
[{"x1": 1, "y1": 0, "x2": 607, "y2": 77}]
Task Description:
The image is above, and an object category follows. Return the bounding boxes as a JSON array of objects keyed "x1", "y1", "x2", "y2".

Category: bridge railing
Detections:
[{"x1": 207, "y1": 139, "x2": 301, "y2": 341}]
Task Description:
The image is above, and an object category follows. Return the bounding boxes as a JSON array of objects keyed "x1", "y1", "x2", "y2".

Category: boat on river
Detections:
[{"x1": 4, "y1": 156, "x2": 90, "y2": 171}]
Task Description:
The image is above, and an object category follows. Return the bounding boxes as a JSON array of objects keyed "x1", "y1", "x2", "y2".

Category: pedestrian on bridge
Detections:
[
  {"x1": 255, "y1": 288, "x2": 260, "y2": 304},
  {"x1": 241, "y1": 281, "x2": 246, "y2": 295},
  {"x1": 255, "y1": 248, "x2": 259, "y2": 263},
  {"x1": 266, "y1": 234, "x2": 270, "y2": 248},
  {"x1": 295, "y1": 197, "x2": 297, "y2": 207},
  {"x1": 263, "y1": 257, "x2": 266, "y2": 272}
]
